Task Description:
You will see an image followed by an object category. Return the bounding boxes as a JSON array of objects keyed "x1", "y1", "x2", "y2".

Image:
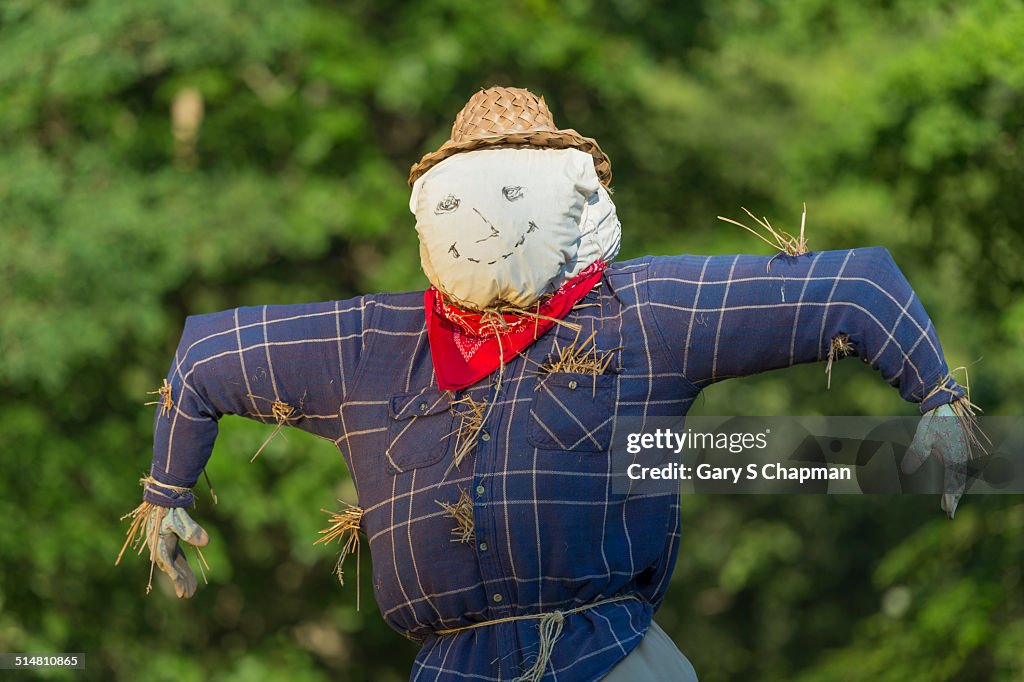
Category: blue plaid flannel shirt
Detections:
[{"x1": 144, "y1": 248, "x2": 961, "y2": 681}]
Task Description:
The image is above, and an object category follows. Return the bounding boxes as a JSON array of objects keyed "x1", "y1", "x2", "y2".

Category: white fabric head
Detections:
[{"x1": 410, "y1": 148, "x2": 620, "y2": 310}]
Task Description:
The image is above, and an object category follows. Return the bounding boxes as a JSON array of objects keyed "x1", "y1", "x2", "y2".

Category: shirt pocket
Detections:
[
  {"x1": 386, "y1": 387, "x2": 454, "y2": 474},
  {"x1": 527, "y1": 372, "x2": 616, "y2": 452}
]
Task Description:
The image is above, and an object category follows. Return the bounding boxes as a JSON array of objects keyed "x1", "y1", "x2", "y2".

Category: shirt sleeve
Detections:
[
  {"x1": 144, "y1": 296, "x2": 375, "y2": 507},
  {"x1": 646, "y1": 247, "x2": 963, "y2": 413}
]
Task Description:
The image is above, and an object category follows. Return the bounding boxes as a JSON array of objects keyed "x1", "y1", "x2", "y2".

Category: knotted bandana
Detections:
[{"x1": 425, "y1": 261, "x2": 606, "y2": 390}]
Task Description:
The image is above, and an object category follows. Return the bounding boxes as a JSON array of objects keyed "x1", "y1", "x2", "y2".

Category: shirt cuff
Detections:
[
  {"x1": 141, "y1": 470, "x2": 196, "y2": 508},
  {"x1": 919, "y1": 375, "x2": 967, "y2": 414}
]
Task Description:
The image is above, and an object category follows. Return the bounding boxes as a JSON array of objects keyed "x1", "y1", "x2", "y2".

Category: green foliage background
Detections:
[{"x1": 1, "y1": 1, "x2": 1022, "y2": 680}]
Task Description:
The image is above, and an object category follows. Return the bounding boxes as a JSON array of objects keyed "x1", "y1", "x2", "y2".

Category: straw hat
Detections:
[{"x1": 408, "y1": 86, "x2": 611, "y2": 187}]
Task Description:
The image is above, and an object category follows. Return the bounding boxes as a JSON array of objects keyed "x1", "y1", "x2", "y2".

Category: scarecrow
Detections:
[{"x1": 120, "y1": 87, "x2": 978, "y2": 681}]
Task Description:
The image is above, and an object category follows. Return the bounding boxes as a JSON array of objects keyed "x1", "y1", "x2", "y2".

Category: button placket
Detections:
[{"x1": 470, "y1": 380, "x2": 511, "y2": 615}]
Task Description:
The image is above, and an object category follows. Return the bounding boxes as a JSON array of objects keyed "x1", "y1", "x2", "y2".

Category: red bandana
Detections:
[{"x1": 425, "y1": 261, "x2": 607, "y2": 390}]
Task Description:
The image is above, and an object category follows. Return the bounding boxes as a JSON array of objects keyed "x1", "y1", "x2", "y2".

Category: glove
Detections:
[
  {"x1": 901, "y1": 403, "x2": 969, "y2": 519},
  {"x1": 146, "y1": 506, "x2": 210, "y2": 598}
]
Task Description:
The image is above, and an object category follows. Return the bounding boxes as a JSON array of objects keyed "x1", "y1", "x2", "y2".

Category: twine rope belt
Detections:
[{"x1": 434, "y1": 594, "x2": 640, "y2": 682}]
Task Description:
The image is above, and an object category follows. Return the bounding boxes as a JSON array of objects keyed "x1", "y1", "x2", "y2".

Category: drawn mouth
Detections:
[{"x1": 447, "y1": 210, "x2": 537, "y2": 265}]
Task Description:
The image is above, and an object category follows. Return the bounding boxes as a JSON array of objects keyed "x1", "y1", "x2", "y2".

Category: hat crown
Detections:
[
  {"x1": 450, "y1": 87, "x2": 557, "y2": 143},
  {"x1": 408, "y1": 85, "x2": 611, "y2": 187}
]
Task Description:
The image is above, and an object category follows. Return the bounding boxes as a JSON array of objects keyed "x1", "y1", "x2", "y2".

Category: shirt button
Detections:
[
  {"x1": 480, "y1": 432, "x2": 490, "y2": 442},
  {"x1": 476, "y1": 485, "x2": 485, "y2": 496},
  {"x1": 418, "y1": 402, "x2": 428, "y2": 411},
  {"x1": 568, "y1": 380, "x2": 578, "y2": 390},
  {"x1": 492, "y1": 594, "x2": 503, "y2": 603},
  {"x1": 479, "y1": 541, "x2": 488, "y2": 551}
]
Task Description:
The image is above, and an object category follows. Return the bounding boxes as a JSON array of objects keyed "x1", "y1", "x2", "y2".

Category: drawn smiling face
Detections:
[
  {"x1": 411, "y1": 148, "x2": 601, "y2": 309},
  {"x1": 437, "y1": 187, "x2": 539, "y2": 265}
]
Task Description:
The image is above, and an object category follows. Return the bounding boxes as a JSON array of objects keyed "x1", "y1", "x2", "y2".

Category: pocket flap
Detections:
[
  {"x1": 389, "y1": 387, "x2": 452, "y2": 420},
  {"x1": 528, "y1": 372, "x2": 616, "y2": 452}
]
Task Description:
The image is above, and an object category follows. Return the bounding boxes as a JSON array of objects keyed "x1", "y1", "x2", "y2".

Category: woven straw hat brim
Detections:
[{"x1": 408, "y1": 128, "x2": 611, "y2": 188}]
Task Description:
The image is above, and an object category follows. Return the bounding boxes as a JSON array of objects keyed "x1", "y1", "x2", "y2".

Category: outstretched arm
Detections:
[
  {"x1": 647, "y1": 247, "x2": 963, "y2": 410},
  {"x1": 122, "y1": 297, "x2": 375, "y2": 596},
  {"x1": 648, "y1": 247, "x2": 975, "y2": 516},
  {"x1": 144, "y1": 297, "x2": 374, "y2": 508}
]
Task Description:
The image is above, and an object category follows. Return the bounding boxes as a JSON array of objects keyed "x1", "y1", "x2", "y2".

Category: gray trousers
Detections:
[{"x1": 600, "y1": 621, "x2": 699, "y2": 681}]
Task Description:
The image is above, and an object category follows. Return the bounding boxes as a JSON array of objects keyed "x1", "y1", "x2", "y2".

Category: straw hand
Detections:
[
  {"x1": 146, "y1": 506, "x2": 209, "y2": 598},
  {"x1": 901, "y1": 404, "x2": 969, "y2": 519}
]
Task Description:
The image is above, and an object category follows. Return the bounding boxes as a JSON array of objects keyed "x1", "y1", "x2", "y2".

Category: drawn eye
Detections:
[
  {"x1": 502, "y1": 186, "x2": 524, "y2": 202},
  {"x1": 435, "y1": 194, "x2": 460, "y2": 214}
]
